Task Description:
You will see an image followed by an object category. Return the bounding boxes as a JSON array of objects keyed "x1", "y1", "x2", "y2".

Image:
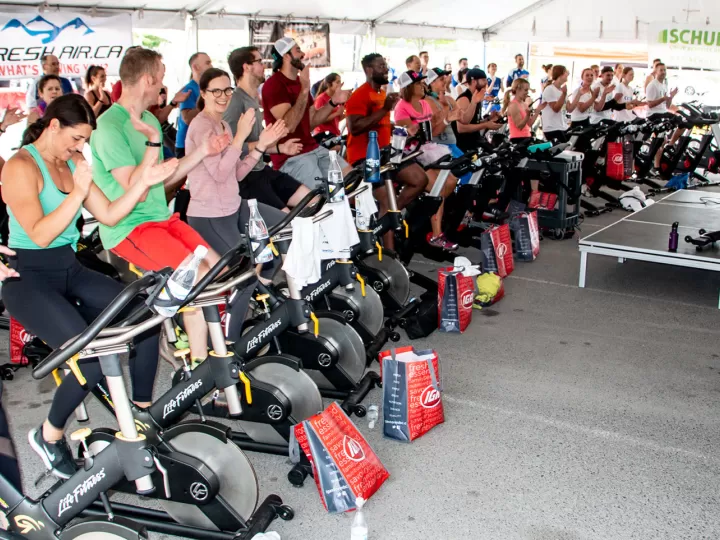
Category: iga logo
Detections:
[
  {"x1": 343, "y1": 435, "x2": 365, "y2": 462},
  {"x1": 2, "y1": 16, "x2": 94, "y2": 44},
  {"x1": 612, "y1": 154, "x2": 623, "y2": 165},
  {"x1": 461, "y1": 290, "x2": 473, "y2": 309},
  {"x1": 19, "y1": 329, "x2": 34, "y2": 344},
  {"x1": 420, "y1": 385, "x2": 441, "y2": 408},
  {"x1": 496, "y1": 243, "x2": 508, "y2": 258}
]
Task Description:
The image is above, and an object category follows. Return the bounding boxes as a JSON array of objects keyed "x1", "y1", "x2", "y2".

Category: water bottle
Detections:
[
  {"x1": 390, "y1": 127, "x2": 407, "y2": 165},
  {"x1": 154, "y1": 245, "x2": 208, "y2": 317},
  {"x1": 350, "y1": 497, "x2": 368, "y2": 540},
  {"x1": 248, "y1": 199, "x2": 273, "y2": 264},
  {"x1": 668, "y1": 221, "x2": 679, "y2": 252},
  {"x1": 365, "y1": 131, "x2": 381, "y2": 183},
  {"x1": 327, "y1": 150, "x2": 345, "y2": 202},
  {"x1": 367, "y1": 405, "x2": 379, "y2": 429}
]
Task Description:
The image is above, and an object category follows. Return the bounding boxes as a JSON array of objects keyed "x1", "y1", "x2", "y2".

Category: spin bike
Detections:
[
  {"x1": 8, "y1": 273, "x2": 290, "y2": 540},
  {"x1": 71, "y1": 191, "x2": 329, "y2": 490}
]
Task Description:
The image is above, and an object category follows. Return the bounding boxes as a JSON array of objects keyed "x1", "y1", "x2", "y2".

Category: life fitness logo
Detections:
[
  {"x1": 342, "y1": 435, "x2": 365, "y2": 462},
  {"x1": 461, "y1": 291, "x2": 473, "y2": 309},
  {"x1": 612, "y1": 154, "x2": 624, "y2": 165},
  {"x1": 420, "y1": 385, "x2": 441, "y2": 409}
]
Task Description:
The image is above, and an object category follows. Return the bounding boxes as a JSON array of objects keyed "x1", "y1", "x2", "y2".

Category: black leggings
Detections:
[
  {"x1": 2, "y1": 246, "x2": 159, "y2": 430},
  {"x1": 544, "y1": 130, "x2": 568, "y2": 144}
]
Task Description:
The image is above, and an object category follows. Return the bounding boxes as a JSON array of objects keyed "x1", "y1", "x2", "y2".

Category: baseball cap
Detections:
[
  {"x1": 465, "y1": 68, "x2": 487, "y2": 82},
  {"x1": 273, "y1": 37, "x2": 296, "y2": 58},
  {"x1": 397, "y1": 70, "x2": 426, "y2": 89},
  {"x1": 426, "y1": 67, "x2": 451, "y2": 85}
]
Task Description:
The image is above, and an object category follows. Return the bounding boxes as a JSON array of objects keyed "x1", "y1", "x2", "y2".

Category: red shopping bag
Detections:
[
  {"x1": 437, "y1": 268, "x2": 474, "y2": 333},
  {"x1": 378, "y1": 346, "x2": 444, "y2": 442},
  {"x1": 528, "y1": 190, "x2": 558, "y2": 210},
  {"x1": 480, "y1": 223, "x2": 514, "y2": 277},
  {"x1": 9, "y1": 317, "x2": 36, "y2": 365},
  {"x1": 606, "y1": 142, "x2": 625, "y2": 180},
  {"x1": 293, "y1": 402, "x2": 389, "y2": 513}
]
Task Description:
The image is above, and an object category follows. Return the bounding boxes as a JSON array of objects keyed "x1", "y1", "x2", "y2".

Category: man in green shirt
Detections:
[{"x1": 91, "y1": 46, "x2": 229, "y2": 364}]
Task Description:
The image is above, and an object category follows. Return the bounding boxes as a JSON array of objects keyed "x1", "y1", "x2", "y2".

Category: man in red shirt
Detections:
[
  {"x1": 262, "y1": 37, "x2": 351, "y2": 188},
  {"x1": 345, "y1": 53, "x2": 427, "y2": 218}
]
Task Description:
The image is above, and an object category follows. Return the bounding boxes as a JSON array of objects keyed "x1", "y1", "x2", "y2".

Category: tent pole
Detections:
[{"x1": 369, "y1": 22, "x2": 377, "y2": 52}]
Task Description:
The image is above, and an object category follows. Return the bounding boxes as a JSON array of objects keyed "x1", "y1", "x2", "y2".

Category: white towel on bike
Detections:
[
  {"x1": 354, "y1": 181, "x2": 378, "y2": 230},
  {"x1": 282, "y1": 217, "x2": 321, "y2": 287},
  {"x1": 319, "y1": 200, "x2": 359, "y2": 260}
]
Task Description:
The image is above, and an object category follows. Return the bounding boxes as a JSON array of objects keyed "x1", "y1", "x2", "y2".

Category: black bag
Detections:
[{"x1": 403, "y1": 295, "x2": 438, "y2": 339}]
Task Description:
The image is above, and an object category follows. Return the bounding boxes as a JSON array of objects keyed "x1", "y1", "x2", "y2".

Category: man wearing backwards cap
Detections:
[
  {"x1": 454, "y1": 68, "x2": 502, "y2": 153},
  {"x1": 262, "y1": 37, "x2": 352, "y2": 187}
]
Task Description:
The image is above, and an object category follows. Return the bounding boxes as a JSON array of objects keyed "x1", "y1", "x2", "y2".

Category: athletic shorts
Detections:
[
  {"x1": 240, "y1": 167, "x2": 302, "y2": 210},
  {"x1": 111, "y1": 213, "x2": 210, "y2": 271},
  {"x1": 280, "y1": 146, "x2": 349, "y2": 189}
]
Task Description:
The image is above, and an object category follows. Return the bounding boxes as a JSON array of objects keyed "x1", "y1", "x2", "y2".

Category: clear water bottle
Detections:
[
  {"x1": 248, "y1": 199, "x2": 273, "y2": 264},
  {"x1": 351, "y1": 497, "x2": 368, "y2": 540},
  {"x1": 365, "y1": 131, "x2": 381, "y2": 183},
  {"x1": 367, "y1": 405, "x2": 379, "y2": 429},
  {"x1": 355, "y1": 205, "x2": 370, "y2": 231},
  {"x1": 327, "y1": 150, "x2": 345, "y2": 203},
  {"x1": 154, "y1": 245, "x2": 208, "y2": 317}
]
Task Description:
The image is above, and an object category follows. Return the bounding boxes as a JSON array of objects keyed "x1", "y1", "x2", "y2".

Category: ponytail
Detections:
[
  {"x1": 21, "y1": 118, "x2": 47, "y2": 146},
  {"x1": 501, "y1": 91, "x2": 513, "y2": 115},
  {"x1": 197, "y1": 95, "x2": 205, "y2": 111},
  {"x1": 317, "y1": 73, "x2": 340, "y2": 97},
  {"x1": 21, "y1": 94, "x2": 95, "y2": 147}
]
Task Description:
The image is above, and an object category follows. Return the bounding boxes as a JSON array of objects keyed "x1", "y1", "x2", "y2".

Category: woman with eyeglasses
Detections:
[{"x1": 185, "y1": 68, "x2": 287, "y2": 276}]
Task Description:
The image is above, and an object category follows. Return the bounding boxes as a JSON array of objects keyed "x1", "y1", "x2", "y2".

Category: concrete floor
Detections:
[{"x1": 3, "y1": 210, "x2": 720, "y2": 540}]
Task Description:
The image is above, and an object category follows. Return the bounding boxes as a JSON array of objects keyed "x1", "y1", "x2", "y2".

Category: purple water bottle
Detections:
[{"x1": 668, "y1": 222, "x2": 679, "y2": 252}]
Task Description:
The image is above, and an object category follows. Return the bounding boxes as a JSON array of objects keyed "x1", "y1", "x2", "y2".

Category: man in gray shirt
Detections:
[{"x1": 224, "y1": 46, "x2": 310, "y2": 211}]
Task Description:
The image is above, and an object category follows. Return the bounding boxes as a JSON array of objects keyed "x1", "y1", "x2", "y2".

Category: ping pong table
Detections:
[{"x1": 578, "y1": 189, "x2": 720, "y2": 305}]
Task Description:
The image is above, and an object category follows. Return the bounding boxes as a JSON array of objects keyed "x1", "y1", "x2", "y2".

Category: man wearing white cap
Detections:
[{"x1": 262, "y1": 37, "x2": 352, "y2": 187}]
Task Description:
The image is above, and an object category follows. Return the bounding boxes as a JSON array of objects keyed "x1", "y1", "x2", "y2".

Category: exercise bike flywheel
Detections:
[
  {"x1": 306, "y1": 317, "x2": 367, "y2": 390},
  {"x1": 328, "y1": 283, "x2": 384, "y2": 335},
  {"x1": 230, "y1": 361, "x2": 323, "y2": 446},
  {"x1": 159, "y1": 430, "x2": 259, "y2": 530},
  {"x1": 358, "y1": 253, "x2": 411, "y2": 307}
]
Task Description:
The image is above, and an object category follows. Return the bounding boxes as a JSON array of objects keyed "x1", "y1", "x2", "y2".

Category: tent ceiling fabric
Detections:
[{"x1": 0, "y1": 0, "x2": 714, "y2": 40}]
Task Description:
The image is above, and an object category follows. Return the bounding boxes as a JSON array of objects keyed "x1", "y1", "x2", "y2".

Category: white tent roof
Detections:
[{"x1": 0, "y1": 0, "x2": 715, "y2": 41}]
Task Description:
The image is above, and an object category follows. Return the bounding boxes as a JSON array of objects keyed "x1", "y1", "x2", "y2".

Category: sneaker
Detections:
[
  {"x1": 428, "y1": 234, "x2": 458, "y2": 251},
  {"x1": 28, "y1": 426, "x2": 77, "y2": 479}
]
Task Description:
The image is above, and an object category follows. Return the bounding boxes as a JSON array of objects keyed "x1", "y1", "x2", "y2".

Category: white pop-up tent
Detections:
[{"x1": 0, "y1": 0, "x2": 714, "y2": 42}]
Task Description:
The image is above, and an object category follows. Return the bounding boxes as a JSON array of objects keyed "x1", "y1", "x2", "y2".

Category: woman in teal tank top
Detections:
[{"x1": 0, "y1": 94, "x2": 178, "y2": 479}]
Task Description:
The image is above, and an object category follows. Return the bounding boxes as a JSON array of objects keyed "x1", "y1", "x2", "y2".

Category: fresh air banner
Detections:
[
  {"x1": 0, "y1": 11, "x2": 132, "y2": 79},
  {"x1": 648, "y1": 22, "x2": 720, "y2": 71},
  {"x1": 250, "y1": 20, "x2": 330, "y2": 68}
]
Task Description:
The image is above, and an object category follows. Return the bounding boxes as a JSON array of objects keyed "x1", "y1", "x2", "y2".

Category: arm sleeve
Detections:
[
  {"x1": 178, "y1": 84, "x2": 197, "y2": 111},
  {"x1": 235, "y1": 152, "x2": 260, "y2": 182},
  {"x1": 262, "y1": 78, "x2": 292, "y2": 119},
  {"x1": 344, "y1": 91, "x2": 367, "y2": 117},
  {"x1": 314, "y1": 92, "x2": 330, "y2": 111},
  {"x1": 187, "y1": 118, "x2": 242, "y2": 183},
  {"x1": 393, "y1": 101, "x2": 412, "y2": 122},
  {"x1": 92, "y1": 123, "x2": 141, "y2": 172},
  {"x1": 645, "y1": 83, "x2": 660, "y2": 101},
  {"x1": 25, "y1": 80, "x2": 37, "y2": 110}
]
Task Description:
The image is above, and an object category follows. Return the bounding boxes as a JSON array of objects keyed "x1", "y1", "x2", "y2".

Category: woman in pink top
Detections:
[
  {"x1": 394, "y1": 70, "x2": 458, "y2": 251},
  {"x1": 186, "y1": 68, "x2": 287, "y2": 277},
  {"x1": 502, "y1": 78, "x2": 545, "y2": 142}
]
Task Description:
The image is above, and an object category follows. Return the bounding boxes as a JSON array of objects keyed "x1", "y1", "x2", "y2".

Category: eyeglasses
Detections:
[{"x1": 207, "y1": 87, "x2": 234, "y2": 98}]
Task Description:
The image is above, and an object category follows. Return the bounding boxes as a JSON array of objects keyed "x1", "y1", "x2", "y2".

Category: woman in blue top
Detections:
[
  {"x1": 484, "y1": 63, "x2": 503, "y2": 115},
  {"x1": 0, "y1": 94, "x2": 177, "y2": 479}
]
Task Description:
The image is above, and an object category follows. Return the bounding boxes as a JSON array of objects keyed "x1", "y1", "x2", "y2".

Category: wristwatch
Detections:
[{"x1": 170, "y1": 100, "x2": 178, "y2": 108}]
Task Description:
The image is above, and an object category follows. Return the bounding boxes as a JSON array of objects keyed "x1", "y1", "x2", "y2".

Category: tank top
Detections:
[
  {"x1": 8, "y1": 144, "x2": 80, "y2": 250},
  {"x1": 454, "y1": 89, "x2": 484, "y2": 152},
  {"x1": 426, "y1": 95, "x2": 457, "y2": 145},
  {"x1": 91, "y1": 89, "x2": 113, "y2": 117},
  {"x1": 508, "y1": 99, "x2": 531, "y2": 139}
]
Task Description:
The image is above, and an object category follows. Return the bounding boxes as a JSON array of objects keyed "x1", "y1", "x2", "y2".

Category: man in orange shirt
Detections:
[{"x1": 345, "y1": 53, "x2": 427, "y2": 220}]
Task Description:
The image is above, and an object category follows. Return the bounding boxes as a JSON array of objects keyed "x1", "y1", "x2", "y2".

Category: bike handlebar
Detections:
[{"x1": 33, "y1": 272, "x2": 163, "y2": 379}]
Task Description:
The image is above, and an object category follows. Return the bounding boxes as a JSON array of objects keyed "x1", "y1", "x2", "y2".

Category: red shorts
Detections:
[{"x1": 112, "y1": 213, "x2": 209, "y2": 271}]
